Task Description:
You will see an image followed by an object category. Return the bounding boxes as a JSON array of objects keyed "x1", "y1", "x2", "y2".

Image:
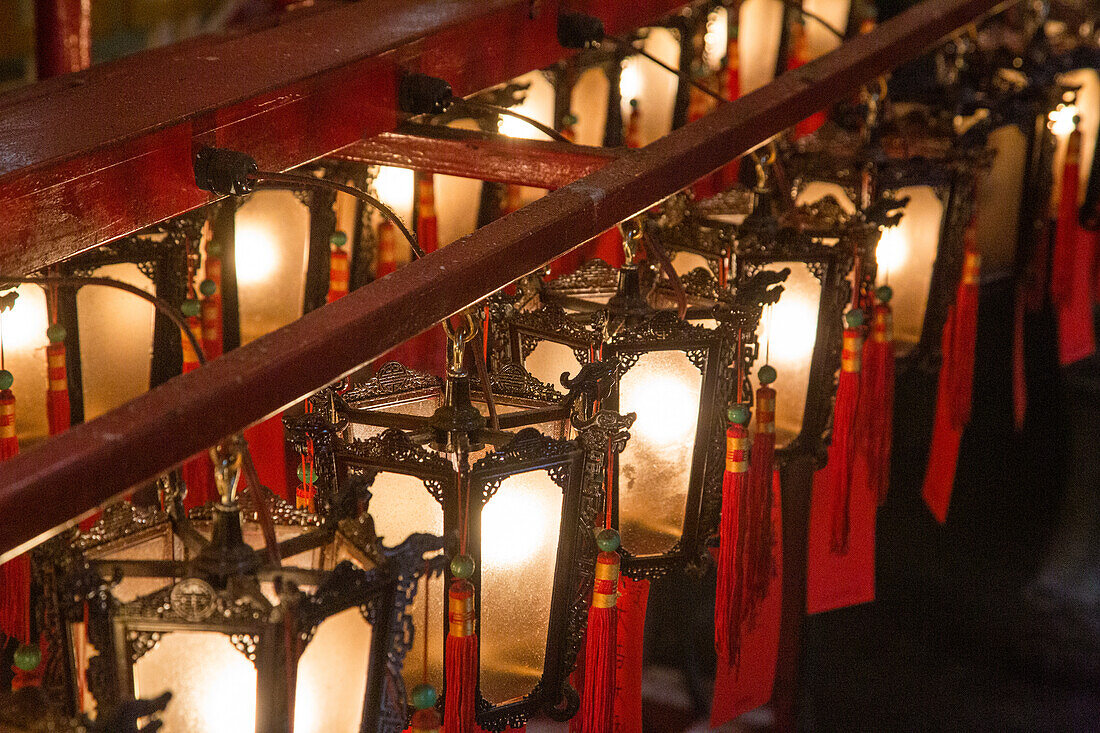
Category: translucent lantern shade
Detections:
[
  {"x1": 620, "y1": 28, "x2": 679, "y2": 145},
  {"x1": 78, "y1": 263, "x2": 154, "y2": 422},
  {"x1": 234, "y1": 190, "x2": 309, "y2": 345},
  {"x1": 84, "y1": 525, "x2": 180, "y2": 603},
  {"x1": 524, "y1": 340, "x2": 583, "y2": 394},
  {"x1": 480, "y1": 469, "x2": 562, "y2": 703},
  {"x1": 973, "y1": 125, "x2": 1026, "y2": 274},
  {"x1": 751, "y1": 262, "x2": 822, "y2": 447},
  {"x1": 368, "y1": 471, "x2": 445, "y2": 694},
  {"x1": 435, "y1": 120, "x2": 485, "y2": 247},
  {"x1": 876, "y1": 186, "x2": 944, "y2": 350},
  {"x1": 616, "y1": 349, "x2": 703, "y2": 555},
  {"x1": 133, "y1": 631, "x2": 258, "y2": 733},
  {"x1": 497, "y1": 70, "x2": 557, "y2": 208},
  {"x1": 738, "y1": 0, "x2": 785, "y2": 94},
  {"x1": 1, "y1": 285, "x2": 50, "y2": 443},
  {"x1": 294, "y1": 606, "x2": 373, "y2": 733},
  {"x1": 570, "y1": 67, "x2": 610, "y2": 147},
  {"x1": 802, "y1": 0, "x2": 851, "y2": 59}
]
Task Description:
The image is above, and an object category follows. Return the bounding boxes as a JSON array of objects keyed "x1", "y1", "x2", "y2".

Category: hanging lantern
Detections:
[
  {"x1": 785, "y1": 108, "x2": 989, "y2": 362},
  {"x1": 721, "y1": 190, "x2": 857, "y2": 453},
  {"x1": 44, "y1": 437, "x2": 440, "y2": 733},
  {"x1": 507, "y1": 233, "x2": 781, "y2": 577},
  {"x1": 287, "y1": 333, "x2": 627, "y2": 729}
]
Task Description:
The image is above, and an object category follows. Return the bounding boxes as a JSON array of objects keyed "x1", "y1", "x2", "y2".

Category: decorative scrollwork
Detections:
[
  {"x1": 472, "y1": 428, "x2": 575, "y2": 503},
  {"x1": 343, "y1": 362, "x2": 442, "y2": 405},
  {"x1": 72, "y1": 501, "x2": 171, "y2": 552},
  {"x1": 230, "y1": 634, "x2": 259, "y2": 662},
  {"x1": 488, "y1": 363, "x2": 563, "y2": 403},
  {"x1": 127, "y1": 630, "x2": 161, "y2": 663},
  {"x1": 544, "y1": 258, "x2": 619, "y2": 297}
]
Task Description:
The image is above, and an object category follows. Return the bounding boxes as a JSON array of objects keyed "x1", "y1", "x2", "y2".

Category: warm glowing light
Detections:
[
  {"x1": 482, "y1": 486, "x2": 548, "y2": 567},
  {"x1": 498, "y1": 113, "x2": 541, "y2": 139},
  {"x1": 371, "y1": 165, "x2": 416, "y2": 218},
  {"x1": 628, "y1": 373, "x2": 699, "y2": 448},
  {"x1": 619, "y1": 60, "x2": 642, "y2": 103},
  {"x1": 703, "y1": 7, "x2": 729, "y2": 71},
  {"x1": 0, "y1": 286, "x2": 48, "y2": 353},
  {"x1": 133, "y1": 631, "x2": 257, "y2": 733},
  {"x1": 764, "y1": 292, "x2": 818, "y2": 365},
  {"x1": 234, "y1": 223, "x2": 279, "y2": 285},
  {"x1": 875, "y1": 226, "x2": 908, "y2": 282},
  {"x1": 1049, "y1": 103, "x2": 1079, "y2": 137}
]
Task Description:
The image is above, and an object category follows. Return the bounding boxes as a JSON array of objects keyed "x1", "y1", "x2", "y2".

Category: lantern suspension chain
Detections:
[{"x1": 606, "y1": 35, "x2": 727, "y2": 104}]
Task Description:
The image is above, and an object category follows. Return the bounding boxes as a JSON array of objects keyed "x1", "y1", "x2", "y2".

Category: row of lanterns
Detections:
[{"x1": 3, "y1": 1, "x2": 1098, "y2": 731}]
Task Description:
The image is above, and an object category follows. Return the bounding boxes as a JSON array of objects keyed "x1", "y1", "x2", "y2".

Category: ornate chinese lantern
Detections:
[
  {"x1": 44, "y1": 437, "x2": 440, "y2": 733},
  {"x1": 286, "y1": 320, "x2": 627, "y2": 730}
]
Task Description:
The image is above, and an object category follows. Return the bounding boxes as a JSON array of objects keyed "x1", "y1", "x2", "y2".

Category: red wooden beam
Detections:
[
  {"x1": 0, "y1": 0, "x2": 687, "y2": 276},
  {"x1": 331, "y1": 124, "x2": 623, "y2": 189},
  {"x1": 0, "y1": 0, "x2": 1011, "y2": 560}
]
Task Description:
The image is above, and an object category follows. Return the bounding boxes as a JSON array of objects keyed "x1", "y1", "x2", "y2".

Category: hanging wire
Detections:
[
  {"x1": 251, "y1": 171, "x2": 426, "y2": 259},
  {"x1": 607, "y1": 34, "x2": 727, "y2": 104},
  {"x1": 457, "y1": 100, "x2": 572, "y2": 143}
]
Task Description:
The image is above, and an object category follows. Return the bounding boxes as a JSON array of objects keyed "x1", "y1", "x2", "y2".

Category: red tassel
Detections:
[
  {"x1": 715, "y1": 414, "x2": 749, "y2": 663},
  {"x1": 922, "y1": 228, "x2": 981, "y2": 523},
  {"x1": 327, "y1": 248, "x2": 350, "y2": 303},
  {"x1": 859, "y1": 299, "x2": 895, "y2": 504},
  {"x1": 578, "y1": 551, "x2": 620, "y2": 733},
  {"x1": 444, "y1": 579, "x2": 478, "y2": 733},
  {"x1": 612, "y1": 575, "x2": 648, "y2": 733},
  {"x1": 1012, "y1": 281, "x2": 1027, "y2": 432},
  {"x1": 181, "y1": 317, "x2": 216, "y2": 508},
  {"x1": 828, "y1": 326, "x2": 863, "y2": 553},
  {"x1": 376, "y1": 221, "x2": 398, "y2": 278},
  {"x1": 1051, "y1": 130, "x2": 1097, "y2": 365},
  {"x1": 202, "y1": 256, "x2": 224, "y2": 360},
  {"x1": 743, "y1": 386, "x2": 776, "y2": 627},
  {"x1": 788, "y1": 23, "x2": 825, "y2": 138},
  {"x1": 710, "y1": 469, "x2": 784, "y2": 726},
  {"x1": 45, "y1": 342, "x2": 69, "y2": 435},
  {"x1": 0, "y1": 387, "x2": 29, "y2": 651},
  {"x1": 418, "y1": 177, "x2": 440, "y2": 253}
]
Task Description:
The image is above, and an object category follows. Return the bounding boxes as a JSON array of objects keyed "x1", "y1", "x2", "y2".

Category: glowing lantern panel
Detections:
[
  {"x1": 616, "y1": 349, "x2": 703, "y2": 555},
  {"x1": 480, "y1": 469, "x2": 564, "y2": 703},
  {"x1": 752, "y1": 262, "x2": 822, "y2": 446}
]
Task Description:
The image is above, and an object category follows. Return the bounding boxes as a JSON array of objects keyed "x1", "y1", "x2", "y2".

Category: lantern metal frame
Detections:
[
  {"x1": 287, "y1": 359, "x2": 626, "y2": 731},
  {"x1": 42, "y1": 475, "x2": 441, "y2": 733},
  {"x1": 726, "y1": 202, "x2": 857, "y2": 460},
  {"x1": 506, "y1": 259, "x2": 782, "y2": 579},
  {"x1": 781, "y1": 112, "x2": 991, "y2": 368}
]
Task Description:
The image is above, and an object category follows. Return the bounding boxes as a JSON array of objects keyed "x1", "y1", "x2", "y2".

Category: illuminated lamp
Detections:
[
  {"x1": 507, "y1": 232, "x2": 780, "y2": 577},
  {"x1": 723, "y1": 193, "x2": 856, "y2": 453},
  {"x1": 288, "y1": 331, "x2": 625, "y2": 729},
  {"x1": 785, "y1": 110, "x2": 988, "y2": 361},
  {"x1": 47, "y1": 438, "x2": 440, "y2": 733}
]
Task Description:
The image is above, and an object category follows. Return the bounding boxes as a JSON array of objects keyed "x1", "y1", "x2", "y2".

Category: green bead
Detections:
[
  {"x1": 450, "y1": 554, "x2": 475, "y2": 579},
  {"x1": 330, "y1": 231, "x2": 348, "y2": 248},
  {"x1": 199, "y1": 279, "x2": 218, "y2": 297},
  {"x1": 13, "y1": 644, "x2": 40, "y2": 672},
  {"x1": 595, "y1": 528, "x2": 621, "y2": 552},
  {"x1": 563, "y1": 113, "x2": 579, "y2": 126},
  {"x1": 297, "y1": 463, "x2": 316, "y2": 483},
  {"x1": 629, "y1": 98, "x2": 639, "y2": 109},
  {"x1": 410, "y1": 683, "x2": 438, "y2": 710},
  {"x1": 844, "y1": 309, "x2": 865, "y2": 328},
  {"x1": 181, "y1": 299, "x2": 201, "y2": 318},
  {"x1": 0, "y1": 370, "x2": 14, "y2": 390},
  {"x1": 758, "y1": 364, "x2": 777, "y2": 385},
  {"x1": 206, "y1": 240, "x2": 224, "y2": 258},
  {"x1": 728, "y1": 403, "x2": 750, "y2": 425},
  {"x1": 875, "y1": 285, "x2": 893, "y2": 303},
  {"x1": 46, "y1": 322, "x2": 67, "y2": 343}
]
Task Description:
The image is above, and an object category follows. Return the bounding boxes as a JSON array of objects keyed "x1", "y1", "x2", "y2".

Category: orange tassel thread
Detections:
[
  {"x1": 715, "y1": 406, "x2": 750, "y2": 662},
  {"x1": 828, "y1": 315, "x2": 864, "y2": 553},
  {"x1": 443, "y1": 579, "x2": 478, "y2": 733},
  {"x1": 578, "y1": 549, "x2": 620, "y2": 733}
]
